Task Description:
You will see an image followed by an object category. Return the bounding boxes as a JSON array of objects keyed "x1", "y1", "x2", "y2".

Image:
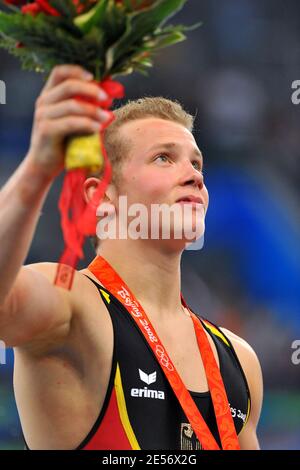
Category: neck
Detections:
[{"x1": 96, "y1": 239, "x2": 183, "y2": 318}]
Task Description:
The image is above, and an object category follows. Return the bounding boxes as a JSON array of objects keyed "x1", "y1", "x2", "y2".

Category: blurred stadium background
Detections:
[{"x1": 0, "y1": 0, "x2": 300, "y2": 450}]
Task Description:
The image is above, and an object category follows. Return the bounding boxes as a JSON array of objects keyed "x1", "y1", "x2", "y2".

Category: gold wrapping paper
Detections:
[{"x1": 65, "y1": 133, "x2": 104, "y2": 173}]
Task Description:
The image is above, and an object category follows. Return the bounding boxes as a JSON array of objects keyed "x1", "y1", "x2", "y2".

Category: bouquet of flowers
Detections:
[{"x1": 0, "y1": 0, "x2": 200, "y2": 266}]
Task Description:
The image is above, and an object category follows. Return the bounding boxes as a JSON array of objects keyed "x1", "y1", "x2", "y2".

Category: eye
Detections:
[
  {"x1": 154, "y1": 154, "x2": 170, "y2": 164},
  {"x1": 192, "y1": 160, "x2": 203, "y2": 172}
]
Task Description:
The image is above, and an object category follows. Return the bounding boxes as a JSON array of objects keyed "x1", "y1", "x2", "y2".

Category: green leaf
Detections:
[
  {"x1": 74, "y1": 0, "x2": 109, "y2": 34},
  {"x1": 151, "y1": 30, "x2": 186, "y2": 48},
  {"x1": 103, "y1": 0, "x2": 127, "y2": 39},
  {"x1": 0, "y1": 0, "x2": 201, "y2": 81},
  {"x1": 105, "y1": 0, "x2": 188, "y2": 72},
  {"x1": 0, "y1": 10, "x2": 105, "y2": 77},
  {"x1": 0, "y1": 11, "x2": 17, "y2": 33},
  {"x1": 122, "y1": 0, "x2": 134, "y2": 12},
  {"x1": 48, "y1": 0, "x2": 77, "y2": 18}
]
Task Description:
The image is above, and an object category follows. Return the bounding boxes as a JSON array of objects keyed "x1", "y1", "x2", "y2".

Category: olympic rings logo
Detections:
[{"x1": 156, "y1": 345, "x2": 174, "y2": 371}]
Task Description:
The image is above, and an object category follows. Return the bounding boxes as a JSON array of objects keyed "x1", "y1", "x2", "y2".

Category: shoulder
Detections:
[
  {"x1": 25, "y1": 261, "x2": 98, "y2": 291},
  {"x1": 24, "y1": 262, "x2": 107, "y2": 317},
  {"x1": 220, "y1": 327, "x2": 263, "y2": 384},
  {"x1": 20, "y1": 262, "x2": 111, "y2": 351}
]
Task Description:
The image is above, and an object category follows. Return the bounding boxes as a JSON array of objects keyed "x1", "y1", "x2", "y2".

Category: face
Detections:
[{"x1": 110, "y1": 117, "x2": 209, "y2": 250}]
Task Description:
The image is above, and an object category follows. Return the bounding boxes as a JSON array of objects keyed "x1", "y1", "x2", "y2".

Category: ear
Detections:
[
  {"x1": 83, "y1": 177, "x2": 117, "y2": 205},
  {"x1": 83, "y1": 177, "x2": 100, "y2": 204}
]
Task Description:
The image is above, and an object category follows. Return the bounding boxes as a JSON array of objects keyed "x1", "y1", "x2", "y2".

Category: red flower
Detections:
[
  {"x1": 21, "y1": 3, "x2": 42, "y2": 16},
  {"x1": 72, "y1": 0, "x2": 89, "y2": 14},
  {"x1": 20, "y1": 0, "x2": 94, "y2": 16},
  {"x1": 16, "y1": 0, "x2": 154, "y2": 18},
  {"x1": 21, "y1": 0, "x2": 60, "y2": 17},
  {"x1": 37, "y1": 0, "x2": 60, "y2": 16},
  {"x1": 4, "y1": 0, "x2": 27, "y2": 5}
]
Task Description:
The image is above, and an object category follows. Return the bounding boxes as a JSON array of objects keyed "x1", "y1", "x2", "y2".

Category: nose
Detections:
[{"x1": 180, "y1": 161, "x2": 204, "y2": 190}]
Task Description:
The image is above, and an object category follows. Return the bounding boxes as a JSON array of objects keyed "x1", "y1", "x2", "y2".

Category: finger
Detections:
[
  {"x1": 43, "y1": 65, "x2": 93, "y2": 92},
  {"x1": 45, "y1": 116, "x2": 103, "y2": 138},
  {"x1": 35, "y1": 99, "x2": 112, "y2": 124},
  {"x1": 38, "y1": 79, "x2": 108, "y2": 107}
]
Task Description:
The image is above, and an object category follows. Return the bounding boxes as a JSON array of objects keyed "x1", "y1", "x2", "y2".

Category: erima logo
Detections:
[
  {"x1": 130, "y1": 369, "x2": 165, "y2": 400},
  {"x1": 139, "y1": 369, "x2": 157, "y2": 385}
]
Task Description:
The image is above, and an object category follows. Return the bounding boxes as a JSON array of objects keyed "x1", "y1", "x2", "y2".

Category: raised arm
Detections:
[{"x1": 0, "y1": 65, "x2": 110, "y2": 350}]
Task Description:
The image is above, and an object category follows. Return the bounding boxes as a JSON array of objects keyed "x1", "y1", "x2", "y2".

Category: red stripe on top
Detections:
[{"x1": 82, "y1": 387, "x2": 132, "y2": 450}]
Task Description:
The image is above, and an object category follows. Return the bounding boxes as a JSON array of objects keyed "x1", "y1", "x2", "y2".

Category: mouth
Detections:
[{"x1": 176, "y1": 195, "x2": 205, "y2": 205}]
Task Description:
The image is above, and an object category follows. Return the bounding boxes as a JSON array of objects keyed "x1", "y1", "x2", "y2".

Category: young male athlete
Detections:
[{"x1": 0, "y1": 65, "x2": 263, "y2": 450}]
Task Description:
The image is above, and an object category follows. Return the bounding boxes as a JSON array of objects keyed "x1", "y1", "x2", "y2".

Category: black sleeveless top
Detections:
[{"x1": 75, "y1": 275, "x2": 251, "y2": 450}]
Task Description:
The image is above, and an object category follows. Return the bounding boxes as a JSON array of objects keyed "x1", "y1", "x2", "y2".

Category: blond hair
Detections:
[
  {"x1": 103, "y1": 96, "x2": 194, "y2": 185},
  {"x1": 89, "y1": 96, "x2": 194, "y2": 250}
]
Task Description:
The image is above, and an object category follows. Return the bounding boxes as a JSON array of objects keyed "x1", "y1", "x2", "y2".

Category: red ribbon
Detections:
[{"x1": 58, "y1": 78, "x2": 124, "y2": 268}]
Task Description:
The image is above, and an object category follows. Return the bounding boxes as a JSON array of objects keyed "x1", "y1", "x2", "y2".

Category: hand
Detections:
[{"x1": 26, "y1": 65, "x2": 111, "y2": 179}]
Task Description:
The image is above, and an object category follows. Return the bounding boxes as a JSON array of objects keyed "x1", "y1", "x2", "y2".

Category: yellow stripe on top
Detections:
[
  {"x1": 100, "y1": 289, "x2": 111, "y2": 304},
  {"x1": 114, "y1": 363, "x2": 141, "y2": 450},
  {"x1": 243, "y1": 398, "x2": 251, "y2": 429},
  {"x1": 202, "y1": 320, "x2": 230, "y2": 347}
]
